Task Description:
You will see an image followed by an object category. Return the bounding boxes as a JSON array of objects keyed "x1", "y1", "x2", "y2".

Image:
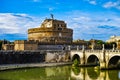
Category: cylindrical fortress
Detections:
[{"x1": 28, "y1": 19, "x2": 73, "y2": 44}]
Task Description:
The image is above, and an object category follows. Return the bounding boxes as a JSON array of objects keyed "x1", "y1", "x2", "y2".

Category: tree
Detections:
[
  {"x1": 104, "y1": 42, "x2": 117, "y2": 49},
  {"x1": 0, "y1": 41, "x2": 2, "y2": 50},
  {"x1": 72, "y1": 59, "x2": 79, "y2": 67},
  {"x1": 96, "y1": 40, "x2": 105, "y2": 45}
]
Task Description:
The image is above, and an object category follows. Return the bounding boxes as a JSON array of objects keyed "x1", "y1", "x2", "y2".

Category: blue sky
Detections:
[{"x1": 1, "y1": 0, "x2": 120, "y2": 41}]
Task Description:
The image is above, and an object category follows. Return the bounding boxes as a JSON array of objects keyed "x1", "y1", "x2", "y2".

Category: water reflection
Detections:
[
  {"x1": 118, "y1": 72, "x2": 120, "y2": 80},
  {"x1": 71, "y1": 67, "x2": 120, "y2": 80},
  {"x1": 0, "y1": 66, "x2": 71, "y2": 80},
  {"x1": 45, "y1": 66, "x2": 70, "y2": 80},
  {"x1": 0, "y1": 66, "x2": 119, "y2": 80}
]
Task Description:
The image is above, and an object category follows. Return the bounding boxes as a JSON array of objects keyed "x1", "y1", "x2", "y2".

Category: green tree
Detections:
[
  {"x1": 72, "y1": 59, "x2": 79, "y2": 67},
  {"x1": 104, "y1": 42, "x2": 117, "y2": 49},
  {"x1": 72, "y1": 67, "x2": 80, "y2": 75},
  {"x1": 72, "y1": 59, "x2": 80, "y2": 75},
  {"x1": 96, "y1": 40, "x2": 105, "y2": 45}
]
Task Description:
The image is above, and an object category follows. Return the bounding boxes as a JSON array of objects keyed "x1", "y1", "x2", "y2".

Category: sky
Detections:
[{"x1": 1, "y1": 0, "x2": 120, "y2": 41}]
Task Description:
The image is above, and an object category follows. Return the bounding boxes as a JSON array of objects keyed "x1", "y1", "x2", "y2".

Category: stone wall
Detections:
[
  {"x1": 38, "y1": 45, "x2": 63, "y2": 50},
  {"x1": 45, "y1": 50, "x2": 70, "y2": 62},
  {"x1": 0, "y1": 51, "x2": 45, "y2": 64},
  {"x1": 14, "y1": 40, "x2": 38, "y2": 50},
  {"x1": 28, "y1": 28, "x2": 72, "y2": 44},
  {"x1": 0, "y1": 50, "x2": 70, "y2": 64},
  {"x1": 2, "y1": 44, "x2": 14, "y2": 50}
]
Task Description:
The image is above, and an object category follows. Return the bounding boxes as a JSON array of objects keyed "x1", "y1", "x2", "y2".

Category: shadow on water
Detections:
[{"x1": 0, "y1": 65, "x2": 120, "y2": 80}]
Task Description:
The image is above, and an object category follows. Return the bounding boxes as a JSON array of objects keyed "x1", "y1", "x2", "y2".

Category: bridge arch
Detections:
[
  {"x1": 72, "y1": 54, "x2": 81, "y2": 64},
  {"x1": 87, "y1": 55, "x2": 100, "y2": 65},
  {"x1": 108, "y1": 55, "x2": 120, "y2": 68}
]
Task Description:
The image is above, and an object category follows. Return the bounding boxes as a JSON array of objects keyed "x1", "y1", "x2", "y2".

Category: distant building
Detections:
[
  {"x1": 14, "y1": 40, "x2": 38, "y2": 50},
  {"x1": 2, "y1": 44, "x2": 14, "y2": 50},
  {"x1": 106, "y1": 35, "x2": 120, "y2": 49},
  {"x1": 89, "y1": 39, "x2": 103, "y2": 50},
  {"x1": 106, "y1": 35, "x2": 120, "y2": 43},
  {"x1": 28, "y1": 18, "x2": 73, "y2": 44}
]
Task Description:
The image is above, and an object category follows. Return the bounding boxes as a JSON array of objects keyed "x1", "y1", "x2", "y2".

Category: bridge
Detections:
[
  {"x1": 0, "y1": 46, "x2": 120, "y2": 69},
  {"x1": 70, "y1": 45, "x2": 120, "y2": 69}
]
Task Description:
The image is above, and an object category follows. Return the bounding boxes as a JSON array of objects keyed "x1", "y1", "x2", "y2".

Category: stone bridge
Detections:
[{"x1": 70, "y1": 48, "x2": 120, "y2": 69}]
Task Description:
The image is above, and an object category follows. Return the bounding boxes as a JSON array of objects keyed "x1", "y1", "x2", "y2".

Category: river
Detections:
[{"x1": 0, "y1": 65, "x2": 120, "y2": 80}]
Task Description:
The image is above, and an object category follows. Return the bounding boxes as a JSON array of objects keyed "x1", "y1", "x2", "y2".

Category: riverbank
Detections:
[{"x1": 0, "y1": 62, "x2": 73, "y2": 71}]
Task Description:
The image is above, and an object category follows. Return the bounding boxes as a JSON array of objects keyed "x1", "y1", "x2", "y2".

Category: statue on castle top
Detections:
[{"x1": 51, "y1": 14, "x2": 54, "y2": 19}]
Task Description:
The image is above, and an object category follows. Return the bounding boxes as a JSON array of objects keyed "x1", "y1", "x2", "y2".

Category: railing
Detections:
[
  {"x1": 71, "y1": 49, "x2": 120, "y2": 55},
  {"x1": 105, "y1": 50, "x2": 120, "y2": 54},
  {"x1": 71, "y1": 49, "x2": 102, "y2": 52}
]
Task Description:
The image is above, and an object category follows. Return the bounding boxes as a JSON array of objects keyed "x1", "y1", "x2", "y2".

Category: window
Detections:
[
  {"x1": 58, "y1": 27, "x2": 62, "y2": 30},
  {"x1": 57, "y1": 24, "x2": 59, "y2": 27}
]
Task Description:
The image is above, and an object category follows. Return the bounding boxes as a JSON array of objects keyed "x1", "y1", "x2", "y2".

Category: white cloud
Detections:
[
  {"x1": 85, "y1": 0, "x2": 97, "y2": 5},
  {"x1": 85, "y1": 0, "x2": 120, "y2": 10},
  {"x1": 49, "y1": 7, "x2": 55, "y2": 11},
  {"x1": 0, "y1": 13, "x2": 41, "y2": 35},
  {"x1": 33, "y1": 0, "x2": 40, "y2": 2},
  {"x1": 64, "y1": 11, "x2": 120, "y2": 40},
  {"x1": 73, "y1": 16, "x2": 91, "y2": 22},
  {"x1": 89, "y1": 0, "x2": 97, "y2": 5},
  {"x1": 103, "y1": 1, "x2": 120, "y2": 9}
]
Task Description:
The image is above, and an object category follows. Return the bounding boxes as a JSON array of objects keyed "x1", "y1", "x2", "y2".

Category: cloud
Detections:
[
  {"x1": 85, "y1": 0, "x2": 120, "y2": 10},
  {"x1": 33, "y1": 0, "x2": 40, "y2": 2},
  {"x1": 89, "y1": 0, "x2": 97, "y2": 5},
  {"x1": 85, "y1": 0, "x2": 97, "y2": 5},
  {"x1": 97, "y1": 25, "x2": 118, "y2": 30},
  {"x1": 0, "y1": 13, "x2": 41, "y2": 40},
  {"x1": 103, "y1": 1, "x2": 120, "y2": 9},
  {"x1": 73, "y1": 16, "x2": 91, "y2": 22},
  {"x1": 63, "y1": 11, "x2": 120, "y2": 40},
  {"x1": 49, "y1": 7, "x2": 55, "y2": 11}
]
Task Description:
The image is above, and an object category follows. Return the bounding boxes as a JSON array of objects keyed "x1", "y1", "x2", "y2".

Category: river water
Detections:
[{"x1": 0, "y1": 65, "x2": 120, "y2": 80}]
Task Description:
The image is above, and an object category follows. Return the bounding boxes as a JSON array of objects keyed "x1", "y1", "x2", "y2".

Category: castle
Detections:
[
  {"x1": 28, "y1": 17, "x2": 73, "y2": 44},
  {"x1": 2, "y1": 15, "x2": 73, "y2": 50}
]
